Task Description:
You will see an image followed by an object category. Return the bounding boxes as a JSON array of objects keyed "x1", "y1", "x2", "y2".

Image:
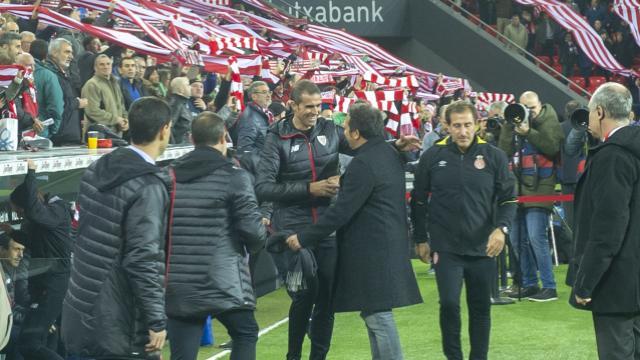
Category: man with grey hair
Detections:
[
  {"x1": 45, "y1": 37, "x2": 87, "y2": 145},
  {"x1": 20, "y1": 31, "x2": 34, "y2": 53},
  {"x1": 168, "y1": 76, "x2": 193, "y2": 144},
  {"x1": 570, "y1": 82, "x2": 640, "y2": 360},
  {"x1": 82, "y1": 54, "x2": 128, "y2": 135},
  {"x1": 236, "y1": 80, "x2": 273, "y2": 153}
]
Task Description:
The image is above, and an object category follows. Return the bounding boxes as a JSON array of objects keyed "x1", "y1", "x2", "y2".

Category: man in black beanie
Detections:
[{"x1": 10, "y1": 160, "x2": 72, "y2": 360}]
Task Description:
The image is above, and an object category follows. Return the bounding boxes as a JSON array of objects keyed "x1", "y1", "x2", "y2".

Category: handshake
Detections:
[{"x1": 309, "y1": 175, "x2": 340, "y2": 198}]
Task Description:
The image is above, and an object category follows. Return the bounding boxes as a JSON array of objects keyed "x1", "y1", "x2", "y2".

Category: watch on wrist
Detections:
[{"x1": 499, "y1": 226, "x2": 509, "y2": 235}]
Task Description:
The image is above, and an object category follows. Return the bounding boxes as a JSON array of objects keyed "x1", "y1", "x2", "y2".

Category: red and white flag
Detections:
[{"x1": 228, "y1": 56, "x2": 245, "y2": 112}]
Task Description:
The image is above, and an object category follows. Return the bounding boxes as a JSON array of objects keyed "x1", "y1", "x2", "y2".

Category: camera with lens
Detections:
[
  {"x1": 570, "y1": 107, "x2": 589, "y2": 131},
  {"x1": 486, "y1": 116, "x2": 503, "y2": 131},
  {"x1": 504, "y1": 103, "x2": 530, "y2": 128}
]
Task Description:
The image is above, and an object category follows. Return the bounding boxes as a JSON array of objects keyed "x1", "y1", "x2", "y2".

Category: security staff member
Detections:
[{"x1": 411, "y1": 101, "x2": 517, "y2": 360}]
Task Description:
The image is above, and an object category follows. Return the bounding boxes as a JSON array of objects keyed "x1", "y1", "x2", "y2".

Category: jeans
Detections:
[
  {"x1": 286, "y1": 246, "x2": 337, "y2": 360},
  {"x1": 435, "y1": 252, "x2": 493, "y2": 360},
  {"x1": 168, "y1": 309, "x2": 259, "y2": 360},
  {"x1": 510, "y1": 208, "x2": 557, "y2": 289},
  {"x1": 360, "y1": 311, "x2": 404, "y2": 360}
]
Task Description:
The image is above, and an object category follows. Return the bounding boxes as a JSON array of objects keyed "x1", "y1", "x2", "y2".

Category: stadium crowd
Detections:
[{"x1": 0, "y1": 1, "x2": 636, "y2": 360}]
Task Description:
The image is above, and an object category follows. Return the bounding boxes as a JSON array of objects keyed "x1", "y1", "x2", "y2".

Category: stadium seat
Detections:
[
  {"x1": 589, "y1": 76, "x2": 607, "y2": 89},
  {"x1": 569, "y1": 76, "x2": 587, "y2": 93},
  {"x1": 536, "y1": 56, "x2": 551, "y2": 65}
]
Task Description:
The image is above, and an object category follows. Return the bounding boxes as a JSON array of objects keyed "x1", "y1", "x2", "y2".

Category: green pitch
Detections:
[{"x1": 163, "y1": 261, "x2": 597, "y2": 360}]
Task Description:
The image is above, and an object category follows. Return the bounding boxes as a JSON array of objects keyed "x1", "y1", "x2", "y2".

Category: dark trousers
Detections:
[
  {"x1": 168, "y1": 309, "x2": 259, "y2": 360},
  {"x1": 593, "y1": 312, "x2": 640, "y2": 360},
  {"x1": 286, "y1": 246, "x2": 337, "y2": 360},
  {"x1": 18, "y1": 272, "x2": 68, "y2": 360},
  {"x1": 435, "y1": 252, "x2": 494, "y2": 360}
]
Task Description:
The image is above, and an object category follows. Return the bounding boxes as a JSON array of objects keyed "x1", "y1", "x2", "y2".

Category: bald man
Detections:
[
  {"x1": 167, "y1": 76, "x2": 193, "y2": 144},
  {"x1": 15, "y1": 53, "x2": 44, "y2": 134},
  {"x1": 498, "y1": 91, "x2": 564, "y2": 302}
]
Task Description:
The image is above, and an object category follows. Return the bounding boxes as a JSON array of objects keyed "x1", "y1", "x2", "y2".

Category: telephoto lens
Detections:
[
  {"x1": 504, "y1": 103, "x2": 529, "y2": 126},
  {"x1": 570, "y1": 108, "x2": 589, "y2": 131}
]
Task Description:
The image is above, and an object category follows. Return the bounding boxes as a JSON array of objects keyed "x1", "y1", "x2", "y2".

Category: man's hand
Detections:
[
  {"x1": 117, "y1": 117, "x2": 129, "y2": 132},
  {"x1": 395, "y1": 135, "x2": 422, "y2": 152},
  {"x1": 194, "y1": 98, "x2": 207, "y2": 111},
  {"x1": 486, "y1": 228, "x2": 506, "y2": 257},
  {"x1": 261, "y1": 217, "x2": 270, "y2": 226},
  {"x1": 145, "y1": 329, "x2": 166, "y2": 353},
  {"x1": 77, "y1": 98, "x2": 88, "y2": 109},
  {"x1": 575, "y1": 295, "x2": 592, "y2": 306},
  {"x1": 32, "y1": 119, "x2": 44, "y2": 134},
  {"x1": 309, "y1": 179, "x2": 340, "y2": 198},
  {"x1": 286, "y1": 234, "x2": 301, "y2": 252},
  {"x1": 514, "y1": 121, "x2": 530, "y2": 136},
  {"x1": 415, "y1": 242, "x2": 431, "y2": 264},
  {"x1": 27, "y1": 159, "x2": 37, "y2": 171}
]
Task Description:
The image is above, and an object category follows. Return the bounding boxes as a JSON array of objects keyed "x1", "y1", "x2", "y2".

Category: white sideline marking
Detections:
[{"x1": 206, "y1": 317, "x2": 290, "y2": 360}]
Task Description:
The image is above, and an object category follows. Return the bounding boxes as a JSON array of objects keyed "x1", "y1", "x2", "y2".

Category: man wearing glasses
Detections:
[
  {"x1": 237, "y1": 80, "x2": 273, "y2": 153},
  {"x1": 498, "y1": 91, "x2": 564, "y2": 302}
]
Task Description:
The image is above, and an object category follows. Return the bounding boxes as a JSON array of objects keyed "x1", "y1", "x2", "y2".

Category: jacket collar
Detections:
[
  {"x1": 354, "y1": 136, "x2": 386, "y2": 154},
  {"x1": 437, "y1": 135, "x2": 487, "y2": 154}
]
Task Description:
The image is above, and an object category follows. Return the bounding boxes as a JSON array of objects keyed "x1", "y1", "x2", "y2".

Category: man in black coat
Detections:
[
  {"x1": 168, "y1": 76, "x2": 193, "y2": 145},
  {"x1": 412, "y1": 101, "x2": 517, "y2": 360},
  {"x1": 286, "y1": 103, "x2": 422, "y2": 359},
  {"x1": 570, "y1": 83, "x2": 640, "y2": 360},
  {"x1": 236, "y1": 80, "x2": 273, "y2": 154},
  {"x1": 62, "y1": 97, "x2": 172, "y2": 359},
  {"x1": 166, "y1": 112, "x2": 267, "y2": 360},
  {"x1": 10, "y1": 159, "x2": 72, "y2": 360}
]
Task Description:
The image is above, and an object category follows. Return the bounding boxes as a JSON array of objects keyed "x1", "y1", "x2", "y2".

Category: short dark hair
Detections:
[
  {"x1": 120, "y1": 56, "x2": 135, "y2": 67},
  {"x1": 290, "y1": 79, "x2": 320, "y2": 104},
  {"x1": 128, "y1": 97, "x2": 172, "y2": 145},
  {"x1": 143, "y1": 65, "x2": 159, "y2": 80},
  {"x1": 0, "y1": 32, "x2": 20, "y2": 47},
  {"x1": 30, "y1": 39, "x2": 48, "y2": 61},
  {"x1": 191, "y1": 112, "x2": 226, "y2": 146},
  {"x1": 0, "y1": 230, "x2": 28, "y2": 249},
  {"x1": 82, "y1": 36, "x2": 98, "y2": 50},
  {"x1": 444, "y1": 100, "x2": 478, "y2": 124},
  {"x1": 347, "y1": 102, "x2": 384, "y2": 139}
]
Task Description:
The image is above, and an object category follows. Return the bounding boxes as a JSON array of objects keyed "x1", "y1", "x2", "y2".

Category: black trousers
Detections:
[
  {"x1": 19, "y1": 272, "x2": 68, "y2": 360},
  {"x1": 593, "y1": 312, "x2": 640, "y2": 360},
  {"x1": 435, "y1": 252, "x2": 494, "y2": 360},
  {"x1": 168, "y1": 309, "x2": 259, "y2": 360},
  {"x1": 286, "y1": 246, "x2": 337, "y2": 360}
]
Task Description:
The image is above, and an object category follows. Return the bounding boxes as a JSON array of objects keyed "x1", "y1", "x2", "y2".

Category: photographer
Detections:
[
  {"x1": 561, "y1": 100, "x2": 588, "y2": 230},
  {"x1": 480, "y1": 101, "x2": 507, "y2": 145},
  {"x1": 499, "y1": 91, "x2": 564, "y2": 302}
]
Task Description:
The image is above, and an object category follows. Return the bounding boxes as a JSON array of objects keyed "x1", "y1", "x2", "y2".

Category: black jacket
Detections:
[
  {"x1": 120, "y1": 77, "x2": 147, "y2": 111},
  {"x1": 255, "y1": 117, "x2": 353, "y2": 241},
  {"x1": 411, "y1": 136, "x2": 517, "y2": 256},
  {"x1": 570, "y1": 126, "x2": 640, "y2": 313},
  {"x1": 45, "y1": 60, "x2": 83, "y2": 145},
  {"x1": 166, "y1": 147, "x2": 266, "y2": 319},
  {"x1": 62, "y1": 148, "x2": 170, "y2": 359},
  {"x1": 297, "y1": 137, "x2": 423, "y2": 312},
  {"x1": 236, "y1": 103, "x2": 270, "y2": 154},
  {"x1": 168, "y1": 94, "x2": 193, "y2": 145}
]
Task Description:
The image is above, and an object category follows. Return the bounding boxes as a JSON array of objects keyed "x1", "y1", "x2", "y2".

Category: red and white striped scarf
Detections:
[
  {"x1": 228, "y1": 56, "x2": 245, "y2": 112},
  {"x1": 209, "y1": 37, "x2": 259, "y2": 54},
  {"x1": 353, "y1": 90, "x2": 404, "y2": 102}
]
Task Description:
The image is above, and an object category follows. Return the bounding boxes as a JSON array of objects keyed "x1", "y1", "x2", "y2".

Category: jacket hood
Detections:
[
  {"x1": 599, "y1": 125, "x2": 640, "y2": 159},
  {"x1": 171, "y1": 146, "x2": 232, "y2": 182},
  {"x1": 94, "y1": 148, "x2": 161, "y2": 191}
]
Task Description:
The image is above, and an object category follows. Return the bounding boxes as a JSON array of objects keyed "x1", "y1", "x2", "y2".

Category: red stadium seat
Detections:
[
  {"x1": 569, "y1": 76, "x2": 587, "y2": 93},
  {"x1": 590, "y1": 76, "x2": 607, "y2": 88}
]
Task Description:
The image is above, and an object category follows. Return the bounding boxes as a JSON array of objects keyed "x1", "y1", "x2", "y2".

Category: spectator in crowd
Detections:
[
  {"x1": 559, "y1": 32, "x2": 579, "y2": 78},
  {"x1": 119, "y1": 56, "x2": 146, "y2": 110},
  {"x1": 503, "y1": 14, "x2": 528, "y2": 52},
  {"x1": 520, "y1": 9, "x2": 537, "y2": 53},
  {"x1": 2, "y1": 22, "x2": 19, "y2": 35},
  {"x1": 570, "y1": 83, "x2": 640, "y2": 359},
  {"x1": 82, "y1": 54, "x2": 128, "y2": 136},
  {"x1": 19, "y1": 31, "x2": 34, "y2": 53},
  {"x1": 496, "y1": 0, "x2": 512, "y2": 34},
  {"x1": 63, "y1": 97, "x2": 172, "y2": 360},
  {"x1": 535, "y1": 13, "x2": 558, "y2": 63},
  {"x1": 578, "y1": 48, "x2": 594, "y2": 87},
  {"x1": 142, "y1": 65, "x2": 166, "y2": 98},
  {"x1": 236, "y1": 80, "x2": 273, "y2": 154},
  {"x1": 412, "y1": 100, "x2": 517, "y2": 360},
  {"x1": 168, "y1": 76, "x2": 193, "y2": 144},
  {"x1": 11, "y1": 159, "x2": 72, "y2": 360},
  {"x1": 287, "y1": 103, "x2": 423, "y2": 360},
  {"x1": 0, "y1": 229, "x2": 29, "y2": 360},
  {"x1": 612, "y1": 31, "x2": 633, "y2": 68},
  {"x1": 134, "y1": 55, "x2": 147, "y2": 80},
  {"x1": 585, "y1": 0, "x2": 608, "y2": 26},
  {"x1": 45, "y1": 38, "x2": 87, "y2": 145},
  {"x1": 188, "y1": 78, "x2": 207, "y2": 118},
  {"x1": 14, "y1": 53, "x2": 44, "y2": 136},
  {"x1": 499, "y1": 91, "x2": 564, "y2": 302},
  {"x1": 77, "y1": 36, "x2": 101, "y2": 87},
  {"x1": 0, "y1": 32, "x2": 22, "y2": 64},
  {"x1": 268, "y1": 100, "x2": 287, "y2": 122},
  {"x1": 422, "y1": 104, "x2": 449, "y2": 153},
  {"x1": 166, "y1": 112, "x2": 267, "y2": 360},
  {"x1": 31, "y1": 38, "x2": 63, "y2": 140}
]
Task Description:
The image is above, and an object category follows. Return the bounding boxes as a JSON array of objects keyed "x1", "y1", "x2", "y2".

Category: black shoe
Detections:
[
  {"x1": 219, "y1": 340, "x2": 233, "y2": 350},
  {"x1": 528, "y1": 288, "x2": 558, "y2": 302},
  {"x1": 491, "y1": 297, "x2": 516, "y2": 305},
  {"x1": 506, "y1": 285, "x2": 540, "y2": 299}
]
